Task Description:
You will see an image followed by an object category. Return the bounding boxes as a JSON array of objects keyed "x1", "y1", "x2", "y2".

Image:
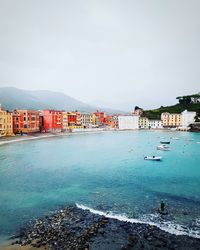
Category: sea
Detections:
[{"x1": 0, "y1": 130, "x2": 200, "y2": 245}]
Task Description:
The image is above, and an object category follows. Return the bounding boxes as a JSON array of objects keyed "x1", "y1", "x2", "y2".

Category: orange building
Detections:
[
  {"x1": 105, "y1": 115, "x2": 115, "y2": 128},
  {"x1": 13, "y1": 110, "x2": 39, "y2": 134}
]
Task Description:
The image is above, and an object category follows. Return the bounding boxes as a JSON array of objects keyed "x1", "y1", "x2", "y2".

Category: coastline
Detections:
[
  {"x1": 2, "y1": 204, "x2": 200, "y2": 250},
  {"x1": 0, "y1": 128, "x2": 189, "y2": 147},
  {"x1": 0, "y1": 129, "x2": 114, "y2": 147}
]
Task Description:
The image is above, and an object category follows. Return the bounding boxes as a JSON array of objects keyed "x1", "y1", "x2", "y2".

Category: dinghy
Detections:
[{"x1": 144, "y1": 156, "x2": 162, "y2": 161}]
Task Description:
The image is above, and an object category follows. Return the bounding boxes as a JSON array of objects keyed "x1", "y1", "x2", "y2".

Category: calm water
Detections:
[{"x1": 0, "y1": 130, "x2": 200, "y2": 243}]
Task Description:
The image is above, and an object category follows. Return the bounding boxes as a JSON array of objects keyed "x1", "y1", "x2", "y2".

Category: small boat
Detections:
[
  {"x1": 160, "y1": 141, "x2": 170, "y2": 144},
  {"x1": 171, "y1": 137, "x2": 179, "y2": 140},
  {"x1": 157, "y1": 145, "x2": 170, "y2": 151},
  {"x1": 144, "y1": 156, "x2": 162, "y2": 161}
]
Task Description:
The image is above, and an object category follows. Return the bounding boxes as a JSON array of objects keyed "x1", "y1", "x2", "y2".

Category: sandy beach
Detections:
[{"x1": 0, "y1": 129, "x2": 113, "y2": 147}]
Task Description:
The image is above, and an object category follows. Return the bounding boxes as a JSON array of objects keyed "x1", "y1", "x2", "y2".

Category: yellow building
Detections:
[
  {"x1": 0, "y1": 105, "x2": 13, "y2": 137},
  {"x1": 62, "y1": 112, "x2": 69, "y2": 131},
  {"x1": 161, "y1": 112, "x2": 182, "y2": 127},
  {"x1": 138, "y1": 117, "x2": 149, "y2": 129}
]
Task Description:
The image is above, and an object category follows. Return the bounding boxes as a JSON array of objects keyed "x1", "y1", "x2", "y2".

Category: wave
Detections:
[{"x1": 76, "y1": 203, "x2": 200, "y2": 239}]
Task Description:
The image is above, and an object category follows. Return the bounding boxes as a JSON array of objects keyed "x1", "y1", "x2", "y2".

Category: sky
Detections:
[{"x1": 0, "y1": 0, "x2": 199, "y2": 111}]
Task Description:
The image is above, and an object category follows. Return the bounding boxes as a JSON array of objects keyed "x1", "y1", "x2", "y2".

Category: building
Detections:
[
  {"x1": 104, "y1": 115, "x2": 115, "y2": 128},
  {"x1": 112, "y1": 115, "x2": 119, "y2": 129},
  {"x1": 13, "y1": 110, "x2": 39, "y2": 134},
  {"x1": 138, "y1": 117, "x2": 149, "y2": 129},
  {"x1": 62, "y1": 112, "x2": 69, "y2": 131},
  {"x1": 149, "y1": 119, "x2": 163, "y2": 129},
  {"x1": 118, "y1": 115, "x2": 139, "y2": 130},
  {"x1": 80, "y1": 113, "x2": 93, "y2": 128},
  {"x1": 67, "y1": 112, "x2": 83, "y2": 129},
  {"x1": 92, "y1": 111, "x2": 106, "y2": 126},
  {"x1": 0, "y1": 105, "x2": 13, "y2": 137},
  {"x1": 43, "y1": 110, "x2": 62, "y2": 132},
  {"x1": 161, "y1": 112, "x2": 182, "y2": 128},
  {"x1": 67, "y1": 112, "x2": 77, "y2": 127},
  {"x1": 181, "y1": 110, "x2": 196, "y2": 128}
]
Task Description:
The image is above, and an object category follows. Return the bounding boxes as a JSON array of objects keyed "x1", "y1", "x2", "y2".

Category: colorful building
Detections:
[
  {"x1": 67, "y1": 112, "x2": 77, "y2": 127},
  {"x1": 62, "y1": 112, "x2": 69, "y2": 131},
  {"x1": 0, "y1": 105, "x2": 13, "y2": 137},
  {"x1": 43, "y1": 110, "x2": 62, "y2": 132},
  {"x1": 104, "y1": 115, "x2": 115, "y2": 128},
  {"x1": 161, "y1": 112, "x2": 182, "y2": 128},
  {"x1": 67, "y1": 112, "x2": 83, "y2": 129},
  {"x1": 138, "y1": 117, "x2": 149, "y2": 129},
  {"x1": 13, "y1": 110, "x2": 39, "y2": 134},
  {"x1": 92, "y1": 111, "x2": 106, "y2": 126}
]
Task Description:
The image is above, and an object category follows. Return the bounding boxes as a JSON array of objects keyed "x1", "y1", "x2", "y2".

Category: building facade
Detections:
[
  {"x1": 43, "y1": 110, "x2": 62, "y2": 132},
  {"x1": 104, "y1": 115, "x2": 115, "y2": 128},
  {"x1": 181, "y1": 110, "x2": 196, "y2": 128},
  {"x1": 138, "y1": 117, "x2": 149, "y2": 129},
  {"x1": 118, "y1": 115, "x2": 139, "y2": 130},
  {"x1": 92, "y1": 111, "x2": 106, "y2": 126},
  {"x1": 13, "y1": 110, "x2": 39, "y2": 134},
  {"x1": 161, "y1": 112, "x2": 182, "y2": 127},
  {"x1": 0, "y1": 106, "x2": 13, "y2": 137},
  {"x1": 149, "y1": 119, "x2": 163, "y2": 129},
  {"x1": 62, "y1": 112, "x2": 69, "y2": 131},
  {"x1": 80, "y1": 113, "x2": 93, "y2": 128}
]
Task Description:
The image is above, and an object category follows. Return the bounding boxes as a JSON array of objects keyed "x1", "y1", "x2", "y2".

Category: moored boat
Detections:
[
  {"x1": 157, "y1": 145, "x2": 170, "y2": 151},
  {"x1": 144, "y1": 156, "x2": 162, "y2": 161},
  {"x1": 160, "y1": 141, "x2": 170, "y2": 144}
]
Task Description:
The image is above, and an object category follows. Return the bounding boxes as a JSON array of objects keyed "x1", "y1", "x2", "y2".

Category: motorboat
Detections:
[
  {"x1": 160, "y1": 141, "x2": 170, "y2": 144},
  {"x1": 157, "y1": 145, "x2": 170, "y2": 151},
  {"x1": 144, "y1": 156, "x2": 162, "y2": 161},
  {"x1": 171, "y1": 137, "x2": 179, "y2": 140}
]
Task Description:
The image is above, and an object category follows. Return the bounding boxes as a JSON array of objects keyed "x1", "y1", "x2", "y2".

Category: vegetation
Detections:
[{"x1": 143, "y1": 103, "x2": 200, "y2": 120}]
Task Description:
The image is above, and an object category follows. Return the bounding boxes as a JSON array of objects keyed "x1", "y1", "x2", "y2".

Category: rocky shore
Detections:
[{"x1": 5, "y1": 205, "x2": 200, "y2": 250}]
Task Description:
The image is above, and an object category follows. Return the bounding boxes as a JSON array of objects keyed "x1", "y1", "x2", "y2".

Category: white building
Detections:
[
  {"x1": 181, "y1": 110, "x2": 196, "y2": 128},
  {"x1": 149, "y1": 119, "x2": 163, "y2": 129},
  {"x1": 118, "y1": 115, "x2": 139, "y2": 130},
  {"x1": 80, "y1": 113, "x2": 93, "y2": 128}
]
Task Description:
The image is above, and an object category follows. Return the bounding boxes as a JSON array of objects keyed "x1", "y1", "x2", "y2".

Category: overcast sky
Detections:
[{"x1": 0, "y1": 0, "x2": 199, "y2": 111}]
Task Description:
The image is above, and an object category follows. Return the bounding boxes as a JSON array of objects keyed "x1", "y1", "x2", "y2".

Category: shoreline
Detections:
[
  {"x1": 0, "y1": 129, "x2": 114, "y2": 147},
  {"x1": 1, "y1": 204, "x2": 200, "y2": 250},
  {"x1": 0, "y1": 128, "x2": 194, "y2": 147}
]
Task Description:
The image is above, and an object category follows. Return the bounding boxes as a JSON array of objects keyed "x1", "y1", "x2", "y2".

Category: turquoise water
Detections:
[{"x1": 0, "y1": 130, "x2": 200, "y2": 242}]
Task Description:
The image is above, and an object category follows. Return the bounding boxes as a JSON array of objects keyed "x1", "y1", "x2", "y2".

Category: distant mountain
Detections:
[{"x1": 0, "y1": 87, "x2": 123, "y2": 113}]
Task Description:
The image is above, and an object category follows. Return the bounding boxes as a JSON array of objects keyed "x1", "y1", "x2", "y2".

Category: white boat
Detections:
[
  {"x1": 171, "y1": 137, "x2": 179, "y2": 140},
  {"x1": 157, "y1": 145, "x2": 170, "y2": 151},
  {"x1": 144, "y1": 156, "x2": 162, "y2": 161}
]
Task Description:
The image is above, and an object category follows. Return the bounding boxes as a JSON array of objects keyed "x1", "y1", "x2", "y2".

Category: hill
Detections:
[
  {"x1": 144, "y1": 103, "x2": 200, "y2": 120},
  {"x1": 0, "y1": 87, "x2": 123, "y2": 113}
]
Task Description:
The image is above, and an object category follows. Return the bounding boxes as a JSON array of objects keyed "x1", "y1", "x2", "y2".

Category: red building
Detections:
[
  {"x1": 43, "y1": 110, "x2": 63, "y2": 132},
  {"x1": 93, "y1": 111, "x2": 106, "y2": 124},
  {"x1": 67, "y1": 112, "x2": 77, "y2": 126},
  {"x1": 13, "y1": 110, "x2": 39, "y2": 134}
]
